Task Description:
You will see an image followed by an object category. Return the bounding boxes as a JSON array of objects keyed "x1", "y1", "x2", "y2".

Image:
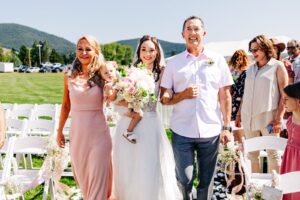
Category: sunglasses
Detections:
[
  {"x1": 287, "y1": 46, "x2": 296, "y2": 50},
  {"x1": 249, "y1": 48, "x2": 260, "y2": 53}
]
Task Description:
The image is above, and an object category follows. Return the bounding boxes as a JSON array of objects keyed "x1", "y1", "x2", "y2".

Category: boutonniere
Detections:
[{"x1": 205, "y1": 57, "x2": 215, "y2": 65}]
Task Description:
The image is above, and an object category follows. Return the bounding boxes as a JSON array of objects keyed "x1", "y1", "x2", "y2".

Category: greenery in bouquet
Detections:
[
  {"x1": 248, "y1": 183, "x2": 263, "y2": 200},
  {"x1": 44, "y1": 136, "x2": 69, "y2": 180},
  {"x1": 3, "y1": 176, "x2": 23, "y2": 196},
  {"x1": 114, "y1": 64, "x2": 156, "y2": 115},
  {"x1": 218, "y1": 143, "x2": 240, "y2": 172}
]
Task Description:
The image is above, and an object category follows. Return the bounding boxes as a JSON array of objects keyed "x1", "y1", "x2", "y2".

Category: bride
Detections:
[{"x1": 111, "y1": 35, "x2": 182, "y2": 200}]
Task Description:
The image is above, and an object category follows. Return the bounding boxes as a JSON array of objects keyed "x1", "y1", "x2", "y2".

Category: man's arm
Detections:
[
  {"x1": 219, "y1": 85, "x2": 232, "y2": 144},
  {"x1": 160, "y1": 86, "x2": 199, "y2": 105}
]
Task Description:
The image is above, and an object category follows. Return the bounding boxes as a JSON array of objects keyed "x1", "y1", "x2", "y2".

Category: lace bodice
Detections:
[
  {"x1": 113, "y1": 81, "x2": 159, "y2": 114},
  {"x1": 142, "y1": 81, "x2": 159, "y2": 112}
]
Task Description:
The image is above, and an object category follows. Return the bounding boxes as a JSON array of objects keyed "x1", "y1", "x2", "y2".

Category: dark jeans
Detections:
[{"x1": 171, "y1": 130, "x2": 219, "y2": 200}]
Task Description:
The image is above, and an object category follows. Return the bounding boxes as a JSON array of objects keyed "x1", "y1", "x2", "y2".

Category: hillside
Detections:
[
  {"x1": 0, "y1": 23, "x2": 185, "y2": 57},
  {"x1": 0, "y1": 23, "x2": 75, "y2": 54},
  {"x1": 117, "y1": 38, "x2": 185, "y2": 58}
]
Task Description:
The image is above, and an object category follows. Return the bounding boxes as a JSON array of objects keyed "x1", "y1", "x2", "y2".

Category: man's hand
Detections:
[
  {"x1": 220, "y1": 130, "x2": 233, "y2": 144},
  {"x1": 183, "y1": 85, "x2": 199, "y2": 99}
]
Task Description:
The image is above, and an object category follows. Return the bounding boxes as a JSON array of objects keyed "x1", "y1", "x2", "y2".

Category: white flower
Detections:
[
  {"x1": 205, "y1": 57, "x2": 215, "y2": 65},
  {"x1": 3, "y1": 176, "x2": 23, "y2": 195},
  {"x1": 114, "y1": 65, "x2": 157, "y2": 114}
]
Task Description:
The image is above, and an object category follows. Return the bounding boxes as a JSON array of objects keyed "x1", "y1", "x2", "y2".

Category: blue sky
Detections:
[{"x1": 0, "y1": 0, "x2": 299, "y2": 44}]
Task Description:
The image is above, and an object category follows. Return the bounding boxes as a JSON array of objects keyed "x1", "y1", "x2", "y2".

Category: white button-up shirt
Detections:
[{"x1": 161, "y1": 49, "x2": 233, "y2": 138}]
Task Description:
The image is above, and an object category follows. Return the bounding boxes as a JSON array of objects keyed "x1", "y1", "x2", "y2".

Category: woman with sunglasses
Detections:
[{"x1": 241, "y1": 35, "x2": 288, "y2": 173}]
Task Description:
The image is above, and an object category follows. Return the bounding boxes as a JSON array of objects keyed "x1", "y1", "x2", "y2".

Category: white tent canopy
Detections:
[{"x1": 205, "y1": 35, "x2": 291, "y2": 59}]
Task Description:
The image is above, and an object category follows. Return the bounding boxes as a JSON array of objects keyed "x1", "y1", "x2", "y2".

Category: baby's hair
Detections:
[
  {"x1": 98, "y1": 61, "x2": 118, "y2": 81},
  {"x1": 99, "y1": 61, "x2": 117, "y2": 72}
]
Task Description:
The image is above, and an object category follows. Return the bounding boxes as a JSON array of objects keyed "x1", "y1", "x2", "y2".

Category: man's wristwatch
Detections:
[{"x1": 222, "y1": 125, "x2": 232, "y2": 133}]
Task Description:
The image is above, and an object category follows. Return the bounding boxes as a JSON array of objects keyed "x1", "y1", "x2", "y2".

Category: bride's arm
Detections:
[{"x1": 115, "y1": 100, "x2": 128, "y2": 107}]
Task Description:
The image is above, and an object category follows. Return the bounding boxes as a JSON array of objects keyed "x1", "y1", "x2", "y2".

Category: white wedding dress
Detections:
[{"x1": 111, "y1": 82, "x2": 182, "y2": 200}]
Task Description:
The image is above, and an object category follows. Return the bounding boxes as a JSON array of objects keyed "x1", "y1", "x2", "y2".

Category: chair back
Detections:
[{"x1": 279, "y1": 171, "x2": 300, "y2": 194}]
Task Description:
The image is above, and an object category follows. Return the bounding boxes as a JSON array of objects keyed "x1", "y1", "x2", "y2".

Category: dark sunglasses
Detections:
[
  {"x1": 249, "y1": 48, "x2": 260, "y2": 53},
  {"x1": 287, "y1": 46, "x2": 296, "y2": 50}
]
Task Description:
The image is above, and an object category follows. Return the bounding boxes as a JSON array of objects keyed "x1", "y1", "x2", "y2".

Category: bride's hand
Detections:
[{"x1": 115, "y1": 100, "x2": 128, "y2": 107}]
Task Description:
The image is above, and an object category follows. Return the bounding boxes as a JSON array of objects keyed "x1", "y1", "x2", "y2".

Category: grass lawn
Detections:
[
  {"x1": 0, "y1": 72, "x2": 195, "y2": 199},
  {"x1": 0, "y1": 72, "x2": 75, "y2": 199},
  {"x1": 0, "y1": 72, "x2": 64, "y2": 104}
]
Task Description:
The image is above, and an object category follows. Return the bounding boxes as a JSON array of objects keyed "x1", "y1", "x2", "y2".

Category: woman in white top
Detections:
[{"x1": 241, "y1": 35, "x2": 288, "y2": 173}]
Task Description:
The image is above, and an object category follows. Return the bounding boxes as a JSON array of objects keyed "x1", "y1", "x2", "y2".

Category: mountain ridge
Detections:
[{"x1": 0, "y1": 23, "x2": 185, "y2": 57}]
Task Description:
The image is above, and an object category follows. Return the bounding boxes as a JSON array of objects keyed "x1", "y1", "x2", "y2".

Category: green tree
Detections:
[
  {"x1": 41, "y1": 41, "x2": 51, "y2": 63},
  {"x1": 18, "y1": 45, "x2": 30, "y2": 66},
  {"x1": 7, "y1": 51, "x2": 22, "y2": 66},
  {"x1": 102, "y1": 43, "x2": 133, "y2": 65},
  {"x1": 0, "y1": 47, "x2": 5, "y2": 61},
  {"x1": 31, "y1": 41, "x2": 40, "y2": 66},
  {"x1": 49, "y1": 49, "x2": 63, "y2": 63}
]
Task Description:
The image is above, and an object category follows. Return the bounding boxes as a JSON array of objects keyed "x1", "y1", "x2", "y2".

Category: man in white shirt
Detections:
[
  {"x1": 287, "y1": 39, "x2": 300, "y2": 83},
  {"x1": 160, "y1": 16, "x2": 233, "y2": 200}
]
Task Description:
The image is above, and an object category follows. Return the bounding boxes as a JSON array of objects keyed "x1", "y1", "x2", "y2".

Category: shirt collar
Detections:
[
  {"x1": 184, "y1": 48, "x2": 207, "y2": 60},
  {"x1": 254, "y1": 57, "x2": 276, "y2": 68}
]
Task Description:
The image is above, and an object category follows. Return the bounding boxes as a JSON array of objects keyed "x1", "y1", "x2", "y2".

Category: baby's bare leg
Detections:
[{"x1": 127, "y1": 112, "x2": 142, "y2": 132}]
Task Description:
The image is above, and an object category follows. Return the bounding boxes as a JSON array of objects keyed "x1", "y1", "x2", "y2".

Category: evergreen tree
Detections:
[
  {"x1": 49, "y1": 49, "x2": 63, "y2": 63},
  {"x1": 0, "y1": 47, "x2": 4, "y2": 62}
]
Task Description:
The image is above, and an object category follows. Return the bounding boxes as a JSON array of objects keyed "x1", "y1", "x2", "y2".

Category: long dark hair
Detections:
[{"x1": 133, "y1": 35, "x2": 163, "y2": 82}]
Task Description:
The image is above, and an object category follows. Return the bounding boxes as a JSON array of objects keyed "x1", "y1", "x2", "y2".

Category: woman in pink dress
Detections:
[
  {"x1": 281, "y1": 81, "x2": 300, "y2": 200},
  {"x1": 56, "y1": 35, "x2": 112, "y2": 200}
]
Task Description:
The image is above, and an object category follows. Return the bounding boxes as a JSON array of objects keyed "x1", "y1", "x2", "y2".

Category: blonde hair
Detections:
[{"x1": 71, "y1": 35, "x2": 105, "y2": 87}]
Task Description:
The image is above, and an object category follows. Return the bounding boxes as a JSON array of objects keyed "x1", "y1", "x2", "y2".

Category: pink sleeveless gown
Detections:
[
  {"x1": 68, "y1": 77, "x2": 112, "y2": 200},
  {"x1": 280, "y1": 116, "x2": 300, "y2": 200}
]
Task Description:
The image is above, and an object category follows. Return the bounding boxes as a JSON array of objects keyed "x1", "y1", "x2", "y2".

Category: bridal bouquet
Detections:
[{"x1": 114, "y1": 64, "x2": 156, "y2": 115}]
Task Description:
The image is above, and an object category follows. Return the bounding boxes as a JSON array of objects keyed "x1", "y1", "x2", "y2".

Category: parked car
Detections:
[
  {"x1": 18, "y1": 65, "x2": 30, "y2": 73},
  {"x1": 39, "y1": 66, "x2": 51, "y2": 73},
  {"x1": 51, "y1": 64, "x2": 64, "y2": 73},
  {"x1": 25, "y1": 67, "x2": 40, "y2": 73}
]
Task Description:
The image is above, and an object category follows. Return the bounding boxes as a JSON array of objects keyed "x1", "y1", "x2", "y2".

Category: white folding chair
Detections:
[
  {"x1": 1, "y1": 103, "x2": 15, "y2": 111},
  {"x1": 34, "y1": 104, "x2": 57, "y2": 111},
  {"x1": 25, "y1": 119, "x2": 56, "y2": 137},
  {"x1": 156, "y1": 103, "x2": 173, "y2": 129},
  {"x1": 13, "y1": 104, "x2": 35, "y2": 111},
  {"x1": 5, "y1": 109, "x2": 32, "y2": 120},
  {"x1": 5, "y1": 118, "x2": 28, "y2": 137},
  {"x1": 0, "y1": 136, "x2": 15, "y2": 199},
  {"x1": 278, "y1": 171, "x2": 300, "y2": 194},
  {"x1": 63, "y1": 117, "x2": 71, "y2": 141},
  {"x1": 30, "y1": 109, "x2": 58, "y2": 121},
  {"x1": 25, "y1": 120, "x2": 57, "y2": 169},
  {"x1": 0, "y1": 119, "x2": 28, "y2": 168},
  {"x1": 1, "y1": 136, "x2": 52, "y2": 200},
  {"x1": 242, "y1": 136, "x2": 288, "y2": 197}
]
